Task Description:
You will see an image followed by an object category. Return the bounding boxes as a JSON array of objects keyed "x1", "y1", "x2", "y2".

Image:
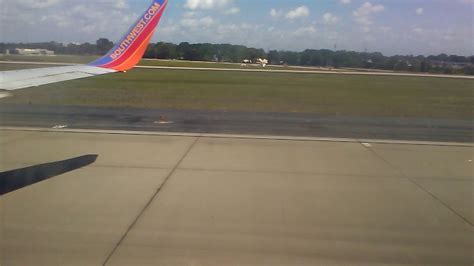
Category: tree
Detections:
[
  {"x1": 267, "y1": 50, "x2": 281, "y2": 64},
  {"x1": 154, "y1": 42, "x2": 178, "y2": 59},
  {"x1": 96, "y1": 38, "x2": 114, "y2": 55}
]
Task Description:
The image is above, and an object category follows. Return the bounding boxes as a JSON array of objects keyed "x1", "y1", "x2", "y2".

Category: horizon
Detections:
[
  {"x1": 4, "y1": 40, "x2": 474, "y2": 59},
  {"x1": 1, "y1": 0, "x2": 473, "y2": 56}
]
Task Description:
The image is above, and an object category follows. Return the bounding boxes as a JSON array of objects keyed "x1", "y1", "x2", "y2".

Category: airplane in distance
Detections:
[{"x1": 0, "y1": 0, "x2": 169, "y2": 98}]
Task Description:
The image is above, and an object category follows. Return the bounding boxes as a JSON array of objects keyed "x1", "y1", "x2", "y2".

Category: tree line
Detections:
[{"x1": 1, "y1": 39, "x2": 473, "y2": 75}]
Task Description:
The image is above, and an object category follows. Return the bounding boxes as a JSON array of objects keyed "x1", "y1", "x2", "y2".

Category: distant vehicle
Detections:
[
  {"x1": 0, "y1": 0, "x2": 168, "y2": 98},
  {"x1": 241, "y1": 59, "x2": 252, "y2": 67}
]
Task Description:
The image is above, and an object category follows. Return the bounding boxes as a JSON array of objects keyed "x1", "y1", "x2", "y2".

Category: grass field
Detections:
[
  {"x1": 1, "y1": 64, "x2": 472, "y2": 120},
  {"x1": 0, "y1": 55, "x2": 97, "y2": 64}
]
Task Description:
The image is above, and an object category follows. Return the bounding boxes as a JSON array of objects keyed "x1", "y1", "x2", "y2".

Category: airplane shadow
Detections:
[{"x1": 0, "y1": 154, "x2": 98, "y2": 196}]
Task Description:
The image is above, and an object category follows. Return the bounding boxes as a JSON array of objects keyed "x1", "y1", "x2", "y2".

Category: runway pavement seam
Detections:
[
  {"x1": 102, "y1": 137, "x2": 200, "y2": 266},
  {"x1": 1, "y1": 127, "x2": 472, "y2": 147},
  {"x1": 360, "y1": 143, "x2": 474, "y2": 227},
  {"x1": 413, "y1": 177, "x2": 474, "y2": 182},
  {"x1": 176, "y1": 167, "x2": 405, "y2": 179},
  {"x1": 88, "y1": 164, "x2": 171, "y2": 170}
]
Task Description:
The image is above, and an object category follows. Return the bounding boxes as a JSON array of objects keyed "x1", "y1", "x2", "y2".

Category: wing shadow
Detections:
[{"x1": 0, "y1": 154, "x2": 98, "y2": 196}]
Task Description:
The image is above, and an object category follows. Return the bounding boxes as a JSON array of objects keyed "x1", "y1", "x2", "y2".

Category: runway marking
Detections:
[
  {"x1": 153, "y1": 120, "x2": 174, "y2": 125},
  {"x1": 52, "y1": 125, "x2": 68, "y2": 129},
  {"x1": 0, "y1": 126, "x2": 472, "y2": 147}
]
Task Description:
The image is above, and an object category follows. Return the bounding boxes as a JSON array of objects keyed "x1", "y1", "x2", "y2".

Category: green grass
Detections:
[
  {"x1": 1, "y1": 67, "x2": 472, "y2": 120},
  {"x1": 0, "y1": 64, "x2": 62, "y2": 71},
  {"x1": 0, "y1": 54, "x2": 98, "y2": 64}
]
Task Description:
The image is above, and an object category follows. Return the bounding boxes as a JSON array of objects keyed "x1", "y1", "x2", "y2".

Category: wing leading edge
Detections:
[{"x1": 0, "y1": 0, "x2": 168, "y2": 95}]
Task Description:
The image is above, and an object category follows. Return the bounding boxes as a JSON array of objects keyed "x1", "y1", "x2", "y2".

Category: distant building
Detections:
[
  {"x1": 14, "y1": 48, "x2": 55, "y2": 56},
  {"x1": 431, "y1": 60, "x2": 470, "y2": 69}
]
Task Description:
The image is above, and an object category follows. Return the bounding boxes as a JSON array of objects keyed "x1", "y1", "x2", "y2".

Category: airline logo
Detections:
[
  {"x1": 110, "y1": 2, "x2": 161, "y2": 60},
  {"x1": 89, "y1": 0, "x2": 167, "y2": 71}
]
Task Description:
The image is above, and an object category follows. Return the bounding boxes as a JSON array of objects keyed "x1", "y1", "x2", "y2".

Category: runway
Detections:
[
  {"x1": 0, "y1": 104, "x2": 472, "y2": 143},
  {"x1": 0, "y1": 128, "x2": 472, "y2": 265},
  {"x1": 1, "y1": 60, "x2": 473, "y2": 79}
]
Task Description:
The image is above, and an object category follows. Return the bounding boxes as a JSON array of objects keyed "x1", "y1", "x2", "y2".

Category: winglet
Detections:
[{"x1": 89, "y1": 0, "x2": 168, "y2": 72}]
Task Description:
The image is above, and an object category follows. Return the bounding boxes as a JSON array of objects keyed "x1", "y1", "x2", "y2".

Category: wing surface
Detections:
[
  {"x1": 0, "y1": 0, "x2": 168, "y2": 95},
  {"x1": 0, "y1": 65, "x2": 115, "y2": 91}
]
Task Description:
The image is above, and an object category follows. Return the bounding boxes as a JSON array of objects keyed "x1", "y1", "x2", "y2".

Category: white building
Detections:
[{"x1": 15, "y1": 48, "x2": 55, "y2": 56}]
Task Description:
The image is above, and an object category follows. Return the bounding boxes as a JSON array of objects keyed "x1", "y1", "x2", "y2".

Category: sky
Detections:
[{"x1": 0, "y1": 0, "x2": 472, "y2": 56}]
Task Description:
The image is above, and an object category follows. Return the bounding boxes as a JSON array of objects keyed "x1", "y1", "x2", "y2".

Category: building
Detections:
[{"x1": 14, "y1": 48, "x2": 55, "y2": 56}]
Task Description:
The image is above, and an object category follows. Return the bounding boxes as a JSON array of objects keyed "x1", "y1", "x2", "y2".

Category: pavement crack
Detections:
[
  {"x1": 102, "y1": 137, "x2": 200, "y2": 266},
  {"x1": 361, "y1": 143, "x2": 473, "y2": 227}
]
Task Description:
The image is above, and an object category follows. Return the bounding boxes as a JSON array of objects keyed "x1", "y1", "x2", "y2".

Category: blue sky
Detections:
[{"x1": 1, "y1": 0, "x2": 472, "y2": 56}]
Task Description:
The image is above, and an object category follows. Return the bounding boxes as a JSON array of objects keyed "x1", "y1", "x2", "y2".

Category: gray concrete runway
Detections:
[{"x1": 0, "y1": 128, "x2": 472, "y2": 265}]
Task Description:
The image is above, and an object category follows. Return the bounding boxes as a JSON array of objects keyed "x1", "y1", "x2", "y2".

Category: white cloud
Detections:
[
  {"x1": 294, "y1": 26, "x2": 317, "y2": 36},
  {"x1": 180, "y1": 16, "x2": 215, "y2": 28},
  {"x1": 183, "y1": 11, "x2": 198, "y2": 18},
  {"x1": 340, "y1": 0, "x2": 351, "y2": 5},
  {"x1": 416, "y1": 8, "x2": 424, "y2": 15},
  {"x1": 184, "y1": 0, "x2": 233, "y2": 10},
  {"x1": 353, "y1": 2, "x2": 384, "y2": 30},
  {"x1": 323, "y1": 12, "x2": 339, "y2": 24},
  {"x1": 114, "y1": 0, "x2": 128, "y2": 9},
  {"x1": 269, "y1": 8, "x2": 282, "y2": 18},
  {"x1": 1, "y1": 0, "x2": 138, "y2": 42},
  {"x1": 16, "y1": 0, "x2": 61, "y2": 8},
  {"x1": 224, "y1": 7, "x2": 240, "y2": 15},
  {"x1": 286, "y1": 6, "x2": 310, "y2": 20},
  {"x1": 379, "y1": 26, "x2": 392, "y2": 33},
  {"x1": 1, "y1": 0, "x2": 471, "y2": 57}
]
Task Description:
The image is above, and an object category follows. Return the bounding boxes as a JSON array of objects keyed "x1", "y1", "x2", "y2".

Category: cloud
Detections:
[
  {"x1": 1, "y1": 0, "x2": 137, "y2": 42},
  {"x1": 286, "y1": 6, "x2": 310, "y2": 20},
  {"x1": 416, "y1": 8, "x2": 424, "y2": 15},
  {"x1": 340, "y1": 0, "x2": 351, "y2": 5},
  {"x1": 224, "y1": 7, "x2": 240, "y2": 15},
  {"x1": 183, "y1": 11, "x2": 199, "y2": 18},
  {"x1": 180, "y1": 16, "x2": 215, "y2": 28},
  {"x1": 353, "y1": 2, "x2": 384, "y2": 29},
  {"x1": 114, "y1": 0, "x2": 128, "y2": 9},
  {"x1": 323, "y1": 12, "x2": 339, "y2": 24},
  {"x1": 379, "y1": 26, "x2": 392, "y2": 33},
  {"x1": 1, "y1": 0, "x2": 471, "y2": 57},
  {"x1": 269, "y1": 8, "x2": 282, "y2": 18},
  {"x1": 294, "y1": 26, "x2": 317, "y2": 36},
  {"x1": 16, "y1": 0, "x2": 61, "y2": 8},
  {"x1": 184, "y1": 0, "x2": 233, "y2": 10}
]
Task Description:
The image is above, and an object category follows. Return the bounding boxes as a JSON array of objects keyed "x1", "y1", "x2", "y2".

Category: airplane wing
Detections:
[
  {"x1": 0, "y1": 0, "x2": 168, "y2": 97},
  {"x1": 0, "y1": 66, "x2": 116, "y2": 92}
]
